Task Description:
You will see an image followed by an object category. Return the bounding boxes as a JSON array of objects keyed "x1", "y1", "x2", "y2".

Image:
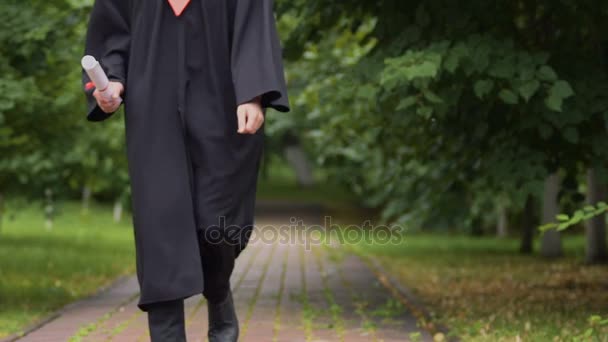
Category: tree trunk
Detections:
[
  {"x1": 470, "y1": 217, "x2": 484, "y2": 236},
  {"x1": 0, "y1": 191, "x2": 4, "y2": 232},
  {"x1": 113, "y1": 200, "x2": 123, "y2": 223},
  {"x1": 497, "y1": 204, "x2": 508, "y2": 238},
  {"x1": 82, "y1": 185, "x2": 91, "y2": 214},
  {"x1": 520, "y1": 194, "x2": 535, "y2": 254},
  {"x1": 585, "y1": 168, "x2": 608, "y2": 264},
  {"x1": 540, "y1": 173, "x2": 563, "y2": 258},
  {"x1": 45, "y1": 188, "x2": 54, "y2": 230},
  {"x1": 284, "y1": 145, "x2": 315, "y2": 187}
]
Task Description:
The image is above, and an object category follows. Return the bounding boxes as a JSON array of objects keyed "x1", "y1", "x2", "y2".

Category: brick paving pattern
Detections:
[{"x1": 15, "y1": 214, "x2": 431, "y2": 342}]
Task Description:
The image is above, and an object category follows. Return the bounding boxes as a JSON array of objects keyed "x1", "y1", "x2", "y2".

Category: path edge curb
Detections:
[
  {"x1": 0, "y1": 275, "x2": 133, "y2": 342},
  {"x1": 358, "y1": 254, "x2": 457, "y2": 341}
]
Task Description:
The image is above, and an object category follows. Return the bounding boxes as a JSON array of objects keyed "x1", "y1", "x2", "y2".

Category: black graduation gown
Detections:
[{"x1": 82, "y1": 0, "x2": 289, "y2": 310}]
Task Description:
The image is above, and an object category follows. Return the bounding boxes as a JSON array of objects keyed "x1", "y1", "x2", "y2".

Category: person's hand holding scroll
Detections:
[{"x1": 93, "y1": 81, "x2": 124, "y2": 113}]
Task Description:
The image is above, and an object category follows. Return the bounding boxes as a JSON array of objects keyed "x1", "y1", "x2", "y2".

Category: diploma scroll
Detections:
[{"x1": 81, "y1": 55, "x2": 122, "y2": 104}]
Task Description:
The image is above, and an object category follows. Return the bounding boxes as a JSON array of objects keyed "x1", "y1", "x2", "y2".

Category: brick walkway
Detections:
[{"x1": 15, "y1": 214, "x2": 431, "y2": 342}]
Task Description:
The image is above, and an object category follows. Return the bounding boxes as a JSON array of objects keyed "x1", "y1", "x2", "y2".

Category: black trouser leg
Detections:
[
  {"x1": 147, "y1": 299, "x2": 186, "y2": 342},
  {"x1": 198, "y1": 234, "x2": 236, "y2": 303},
  {"x1": 198, "y1": 233, "x2": 239, "y2": 342}
]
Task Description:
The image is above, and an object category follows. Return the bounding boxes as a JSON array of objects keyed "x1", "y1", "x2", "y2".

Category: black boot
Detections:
[
  {"x1": 207, "y1": 291, "x2": 239, "y2": 342},
  {"x1": 147, "y1": 299, "x2": 186, "y2": 342}
]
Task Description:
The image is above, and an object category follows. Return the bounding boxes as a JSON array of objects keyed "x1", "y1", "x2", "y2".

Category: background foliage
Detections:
[
  {"x1": 273, "y1": 0, "x2": 608, "y2": 251},
  {"x1": 0, "y1": 0, "x2": 129, "y2": 202},
  {"x1": 1, "y1": 0, "x2": 607, "y2": 256}
]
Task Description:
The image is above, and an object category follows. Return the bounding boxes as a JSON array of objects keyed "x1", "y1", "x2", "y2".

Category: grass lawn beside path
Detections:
[
  {"x1": 352, "y1": 234, "x2": 608, "y2": 341},
  {"x1": 0, "y1": 202, "x2": 135, "y2": 338}
]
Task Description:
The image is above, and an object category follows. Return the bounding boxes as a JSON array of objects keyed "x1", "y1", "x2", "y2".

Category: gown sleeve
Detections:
[
  {"x1": 231, "y1": 0, "x2": 290, "y2": 113},
  {"x1": 82, "y1": 0, "x2": 131, "y2": 122}
]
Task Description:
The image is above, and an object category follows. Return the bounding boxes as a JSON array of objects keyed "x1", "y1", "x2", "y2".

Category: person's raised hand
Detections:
[
  {"x1": 237, "y1": 97, "x2": 264, "y2": 134},
  {"x1": 93, "y1": 81, "x2": 124, "y2": 114}
]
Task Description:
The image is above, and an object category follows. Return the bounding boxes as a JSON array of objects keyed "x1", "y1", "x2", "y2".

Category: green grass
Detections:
[
  {"x1": 257, "y1": 177, "x2": 354, "y2": 205},
  {"x1": 257, "y1": 155, "x2": 356, "y2": 206},
  {"x1": 350, "y1": 234, "x2": 608, "y2": 341},
  {"x1": 0, "y1": 201, "x2": 135, "y2": 338},
  {"x1": 256, "y1": 159, "x2": 371, "y2": 228}
]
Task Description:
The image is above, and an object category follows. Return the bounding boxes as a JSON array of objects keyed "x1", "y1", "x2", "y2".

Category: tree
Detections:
[
  {"x1": 540, "y1": 173, "x2": 563, "y2": 258},
  {"x1": 520, "y1": 195, "x2": 537, "y2": 254},
  {"x1": 0, "y1": 0, "x2": 129, "y2": 208},
  {"x1": 585, "y1": 168, "x2": 607, "y2": 263}
]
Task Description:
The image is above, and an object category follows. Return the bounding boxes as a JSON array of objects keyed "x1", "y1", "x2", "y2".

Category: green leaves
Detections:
[
  {"x1": 282, "y1": 0, "x2": 608, "y2": 232},
  {"x1": 499, "y1": 89, "x2": 519, "y2": 105},
  {"x1": 417, "y1": 105, "x2": 433, "y2": 118},
  {"x1": 383, "y1": 52, "x2": 442, "y2": 84},
  {"x1": 489, "y1": 60, "x2": 515, "y2": 79},
  {"x1": 397, "y1": 96, "x2": 418, "y2": 110},
  {"x1": 545, "y1": 95, "x2": 564, "y2": 112},
  {"x1": 545, "y1": 80, "x2": 575, "y2": 112},
  {"x1": 551, "y1": 81, "x2": 575, "y2": 98},
  {"x1": 538, "y1": 66, "x2": 558, "y2": 82},
  {"x1": 562, "y1": 127, "x2": 579, "y2": 144},
  {"x1": 518, "y1": 80, "x2": 540, "y2": 102},
  {"x1": 0, "y1": 0, "x2": 133, "y2": 198},
  {"x1": 540, "y1": 202, "x2": 608, "y2": 232},
  {"x1": 357, "y1": 84, "x2": 378, "y2": 101},
  {"x1": 443, "y1": 42, "x2": 469, "y2": 74},
  {"x1": 423, "y1": 90, "x2": 443, "y2": 104},
  {"x1": 474, "y1": 80, "x2": 494, "y2": 99}
]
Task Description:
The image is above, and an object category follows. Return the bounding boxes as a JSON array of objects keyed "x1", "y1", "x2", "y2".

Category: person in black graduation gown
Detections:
[{"x1": 82, "y1": 0, "x2": 290, "y2": 340}]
